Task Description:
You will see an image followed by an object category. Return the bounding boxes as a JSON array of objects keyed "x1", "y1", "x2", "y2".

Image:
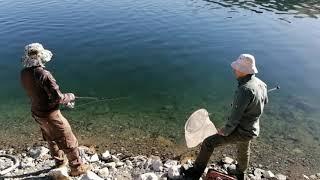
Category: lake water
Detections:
[{"x1": 0, "y1": 0, "x2": 320, "y2": 176}]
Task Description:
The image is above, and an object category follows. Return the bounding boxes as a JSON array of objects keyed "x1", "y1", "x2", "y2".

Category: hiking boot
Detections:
[
  {"x1": 69, "y1": 164, "x2": 91, "y2": 177},
  {"x1": 181, "y1": 166, "x2": 202, "y2": 180},
  {"x1": 54, "y1": 156, "x2": 68, "y2": 168}
]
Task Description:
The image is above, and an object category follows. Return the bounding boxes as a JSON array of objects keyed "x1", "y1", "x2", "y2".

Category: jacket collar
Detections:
[{"x1": 237, "y1": 74, "x2": 254, "y2": 86}]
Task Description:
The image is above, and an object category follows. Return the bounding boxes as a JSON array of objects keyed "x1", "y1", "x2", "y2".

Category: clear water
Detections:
[{"x1": 0, "y1": 0, "x2": 320, "y2": 174}]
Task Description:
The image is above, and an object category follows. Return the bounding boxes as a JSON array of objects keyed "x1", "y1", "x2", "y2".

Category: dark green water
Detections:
[{"x1": 0, "y1": 0, "x2": 320, "y2": 173}]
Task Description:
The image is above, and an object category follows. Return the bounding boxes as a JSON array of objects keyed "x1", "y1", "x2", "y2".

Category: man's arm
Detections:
[
  {"x1": 40, "y1": 70, "x2": 75, "y2": 105},
  {"x1": 222, "y1": 87, "x2": 253, "y2": 136}
]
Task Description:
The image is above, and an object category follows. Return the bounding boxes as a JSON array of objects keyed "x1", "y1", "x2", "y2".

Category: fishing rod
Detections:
[
  {"x1": 267, "y1": 85, "x2": 280, "y2": 93},
  {"x1": 72, "y1": 96, "x2": 130, "y2": 109},
  {"x1": 75, "y1": 96, "x2": 99, "y2": 100}
]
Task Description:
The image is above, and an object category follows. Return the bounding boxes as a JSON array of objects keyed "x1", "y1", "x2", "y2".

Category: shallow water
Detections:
[{"x1": 0, "y1": 0, "x2": 320, "y2": 174}]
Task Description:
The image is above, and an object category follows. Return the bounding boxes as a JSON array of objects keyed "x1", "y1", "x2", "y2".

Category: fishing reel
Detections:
[{"x1": 66, "y1": 101, "x2": 75, "y2": 109}]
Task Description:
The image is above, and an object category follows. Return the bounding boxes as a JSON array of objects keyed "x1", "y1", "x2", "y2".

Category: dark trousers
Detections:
[
  {"x1": 32, "y1": 110, "x2": 82, "y2": 168},
  {"x1": 194, "y1": 131, "x2": 252, "y2": 175}
]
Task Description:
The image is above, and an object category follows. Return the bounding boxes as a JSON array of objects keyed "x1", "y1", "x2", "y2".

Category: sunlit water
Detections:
[{"x1": 0, "y1": 0, "x2": 320, "y2": 174}]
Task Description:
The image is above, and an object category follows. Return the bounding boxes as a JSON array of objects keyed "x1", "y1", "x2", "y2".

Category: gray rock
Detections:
[
  {"x1": 248, "y1": 174, "x2": 256, "y2": 180},
  {"x1": 168, "y1": 165, "x2": 181, "y2": 179},
  {"x1": 164, "y1": 160, "x2": 178, "y2": 168},
  {"x1": 126, "y1": 160, "x2": 133, "y2": 167},
  {"x1": 112, "y1": 155, "x2": 120, "y2": 163},
  {"x1": 97, "y1": 167, "x2": 109, "y2": 179},
  {"x1": 222, "y1": 157, "x2": 234, "y2": 164},
  {"x1": 28, "y1": 146, "x2": 50, "y2": 159},
  {"x1": 316, "y1": 173, "x2": 320, "y2": 178},
  {"x1": 48, "y1": 166, "x2": 70, "y2": 180},
  {"x1": 263, "y1": 170, "x2": 275, "y2": 178},
  {"x1": 20, "y1": 157, "x2": 35, "y2": 168},
  {"x1": 227, "y1": 164, "x2": 237, "y2": 174},
  {"x1": 309, "y1": 175, "x2": 317, "y2": 180},
  {"x1": 101, "y1": 151, "x2": 111, "y2": 161},
  {"x1": 275, "y1": 174, "x2": 287, "y2": 180},
  {"x1": 105, "y1": 162, "x2": 116, "y2": 169},
  {"x1": 152, "y1": 159, "x2": 163, "y2": 172},
  {"x1": 223, "y1": 164, "x2": 230, "y2": 170},
  {"x1": 303, "y1": 174, "x2": 310, "y2": 180},
  {"x1": 138, "y1": 172, "x2": 159, "y2": 180},
  {"x1": 88, "y1": 154, "x2": 99, "y2": 163},
  {"x1": 80, "y1": 171, "x2": 104, "y2": 180},
  {"x1": 254, "y1": 168, "x2": 265, "y2": 178},
  {"x1": 116, "y1": 162, "x2": 125, "y2": 167}
]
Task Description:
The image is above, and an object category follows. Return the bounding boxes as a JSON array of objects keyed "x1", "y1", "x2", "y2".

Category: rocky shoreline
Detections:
[{"x1": 1, "y1": 145, "x2": 320, "y2": 180}]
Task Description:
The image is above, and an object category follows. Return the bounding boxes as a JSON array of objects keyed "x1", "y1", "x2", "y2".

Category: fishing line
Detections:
[{"x1": 73, "y1": 96, "x2": 130, "y2": 109}]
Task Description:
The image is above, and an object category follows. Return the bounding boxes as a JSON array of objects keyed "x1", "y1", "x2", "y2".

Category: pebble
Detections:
[
  {"x1": 168, "y1": 165, "x2": 181, "y2": 179},
  {"x1": 164, "y1": 160, "x2": 178, "y2": 168},
  {"x1": 254, "y1": 168, "x2": 265, "y2": 178},
  {"x1": 126, "y1": 160, "x2": 133, "y2": 167},
  {"x1": 316, "y1": 173, "x2": 320, "y2": 177},
  {"x1": 227, "y1": 164, "x2": 237, "y2": 174},
  {"x1": 263, "y1": 170, "x2": 275, "y2": 178},
  {"x1": 28, "y1": 146, "x2": 50, "y2": 159},
  {"x1": 101, "y1": 151, "x2": 111, "y2": 160},
  {"x1": 116, "y1": 162, "x2": 125, "y2": 167},
  {"x1": 112, "y1": 155, "x2": 120, "y2": 163},
  {"x1": 105, "y1": 162, "x2": 116, "y2": 169},
  {"x1": 309, "y1": 175, "x2": 317, "y2": 179},
  {"x1": 88, "y1": 154, "x2": 99, "y2": 162},
  {"x1": 275, "y1": 173, "x2": 287, "y2": 180},
  {"x1": 20, "y1": 157, "x2": 35, "y2": 168},
  {"x1": 97, "y1": 167, "x2": 109, "y2": 179},
  {"x1": 138, "y1": 172, "x2": 158, "y2": 180},
  {"x1": 303, "y1": 174, "x2": 310, "y2": 179},
  {"x1": 152, "y1": 159, "x2": 163, "y2": 172}
]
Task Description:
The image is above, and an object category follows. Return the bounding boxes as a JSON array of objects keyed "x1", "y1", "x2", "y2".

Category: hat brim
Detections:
[
  {"x1": 231, "y1": 61, "x2": 258, "y2": 74},
  {"x1": 40, "y1": 49, "x2": 53, "y2": 62}
]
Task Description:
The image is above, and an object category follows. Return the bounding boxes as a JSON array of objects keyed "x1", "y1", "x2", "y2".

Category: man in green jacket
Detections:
[{"x1": 183, "y1": 54, "x2": 268, "y2": 180}]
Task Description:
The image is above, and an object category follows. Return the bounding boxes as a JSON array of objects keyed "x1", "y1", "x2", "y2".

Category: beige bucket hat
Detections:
[
  {"x1": 231, "y1": 54, "x2": 258, "y2": 74},
  {"x1": 22, "y1": 43, "x2": 53, "y2": 68},
  {"x1": 185, "y1": 109, "x2": 217, "y2": 148}
]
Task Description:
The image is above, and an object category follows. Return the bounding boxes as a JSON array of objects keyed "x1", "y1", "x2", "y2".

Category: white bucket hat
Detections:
[
  {"x1": 22, "y1": 43, "x2": 53, "y2": 68},
  {"x1": 231, "y1": 54, "x2": 258, "y2": 74},
  {"x1": 185, "y1": 109, "x2": 217, "y2": 148}
]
